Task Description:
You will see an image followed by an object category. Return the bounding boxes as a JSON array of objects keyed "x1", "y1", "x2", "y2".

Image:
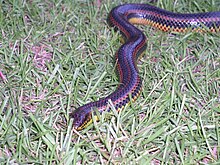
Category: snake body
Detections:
[{"x1": 71, "y1": 3, "x2": 220, "y2": 130}]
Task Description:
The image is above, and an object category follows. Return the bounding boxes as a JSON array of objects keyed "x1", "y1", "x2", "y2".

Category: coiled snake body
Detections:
[{"x1": 71, "y1": 3, "x2": 220, "y2": 130}]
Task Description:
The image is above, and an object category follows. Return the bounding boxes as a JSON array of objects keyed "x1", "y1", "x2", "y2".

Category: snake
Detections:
[{"x1": 71, "y1": 3, "x2": 220, "y2": 130}]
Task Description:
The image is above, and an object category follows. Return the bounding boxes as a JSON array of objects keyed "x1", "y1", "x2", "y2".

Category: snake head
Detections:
[{"x1": 70, "y1": 106, "x2": 93, "y2": 131}]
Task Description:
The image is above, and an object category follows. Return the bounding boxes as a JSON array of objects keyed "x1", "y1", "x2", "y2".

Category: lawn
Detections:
[{"x1": 0, "y1": 0, "x2": 220, "y2": 164}]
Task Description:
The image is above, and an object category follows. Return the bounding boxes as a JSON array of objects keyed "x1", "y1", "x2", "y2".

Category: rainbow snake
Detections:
[{"x1": 71, "y1": 3, "x2": 220, "y2": 130}]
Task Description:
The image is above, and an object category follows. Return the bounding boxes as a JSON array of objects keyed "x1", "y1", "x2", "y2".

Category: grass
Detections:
[{"x1": 0, "y1": 0, "x2": 220, "y2": 164}]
